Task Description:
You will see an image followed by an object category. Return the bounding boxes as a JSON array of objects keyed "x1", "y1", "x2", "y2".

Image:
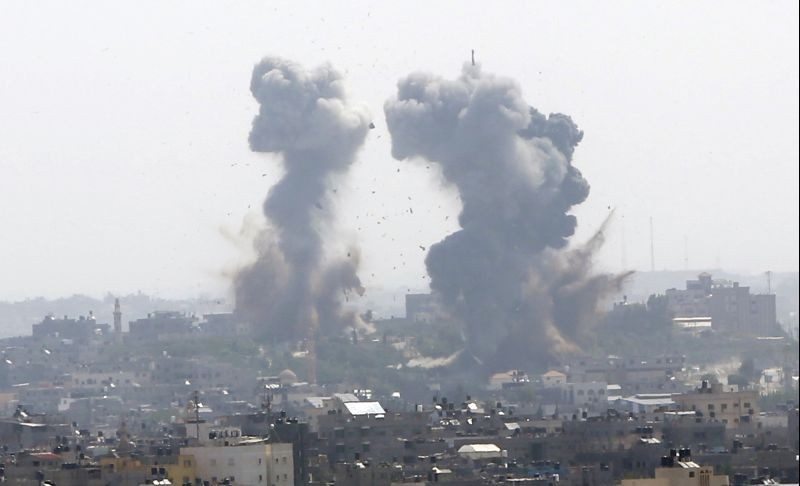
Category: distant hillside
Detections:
[{"x1": 0, "y1": 293, "x2": 232, "y2": 338}]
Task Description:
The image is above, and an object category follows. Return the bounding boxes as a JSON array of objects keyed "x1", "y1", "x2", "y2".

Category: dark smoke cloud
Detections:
[
  {"x1": 385, "y1": 64, "x2": 626, "y2": 369},
  {"x1": 235, "y1": 57, "x2": 369, "y2": 342}
]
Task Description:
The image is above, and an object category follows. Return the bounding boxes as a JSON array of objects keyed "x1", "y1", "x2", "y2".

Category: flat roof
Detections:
[
  {"x1": 344, "y1": 401, "x2": 385, "y2": 416},
  {"x1": 458, "y1": 444, "x2": 501, "y2": 453}
]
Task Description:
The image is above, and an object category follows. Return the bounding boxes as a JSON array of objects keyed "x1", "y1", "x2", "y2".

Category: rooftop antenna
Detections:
[
  {"x1": 471, "y1": 49, "x2": 475, "y2": 66},
  {"x1": 649, "y1": 217, "x2": 655, "y2": 272}
]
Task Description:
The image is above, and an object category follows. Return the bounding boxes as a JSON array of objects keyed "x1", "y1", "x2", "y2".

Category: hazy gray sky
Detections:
[{"x1": 1, "y1": 1, "x2": 797, "y2": 301}]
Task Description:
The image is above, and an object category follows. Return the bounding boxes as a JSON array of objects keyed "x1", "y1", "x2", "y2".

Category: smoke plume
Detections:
[
  {"x1": 235, "y1": 57, "x2": 369, "y2": 342},
  {"x1": 384, "y1": 63, "x2": 627, "y2": 369}
]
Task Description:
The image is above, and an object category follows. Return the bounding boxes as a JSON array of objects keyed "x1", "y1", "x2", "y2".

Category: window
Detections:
[
  {"x1": 744, "y1": 402, "x2": 751, "y2": 408},
  {"x1": 721, "y1": 403, "x2": 727, "y2": 411},
  {"x1": 689, "y1": 472, "x2": 695, "y2": 478},
  {"x1": 707, "y1": 404, "x2": 714, "y2": 410}
]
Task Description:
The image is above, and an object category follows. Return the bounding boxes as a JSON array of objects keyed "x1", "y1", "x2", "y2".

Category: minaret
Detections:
[{"x1": 113, "y1": 298, "x2": 122, "y2": 336}]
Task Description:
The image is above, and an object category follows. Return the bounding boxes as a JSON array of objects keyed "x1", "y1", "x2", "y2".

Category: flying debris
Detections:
[
  {"x1": 369, "y1": 122, "x2": 376, "y2": 129},
  {"x1": 385, "y1": 63, "x2": 628, "y2": 369}
]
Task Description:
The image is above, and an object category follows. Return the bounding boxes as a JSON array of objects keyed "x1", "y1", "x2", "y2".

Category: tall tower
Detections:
[{"x1": 113, "y1": 298, "x2": 122, "y2": 335}]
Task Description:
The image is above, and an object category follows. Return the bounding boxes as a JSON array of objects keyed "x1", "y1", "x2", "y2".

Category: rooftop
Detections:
[{"x1": 344, "y1": 401, "x2": 385, "y2": 416}]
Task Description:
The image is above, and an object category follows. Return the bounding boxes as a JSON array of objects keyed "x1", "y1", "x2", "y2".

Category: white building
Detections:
[
  {"x1": 457, "y1": 443, "x2": 506, "y2": 461},
  {"x1": 622, "y1": 394, "x2": 676, "y2": 414},
  {"x1": 560, "y1": 381, "x2": 608, "y2": 409}
]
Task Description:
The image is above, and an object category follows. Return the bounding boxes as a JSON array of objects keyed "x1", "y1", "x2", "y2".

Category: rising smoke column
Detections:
[
  {"x1": 235, "y1": 57, "x2": 369, "y2": 342},
  {"x1": 384, "y1": 64, "x2": 626, "y2": 369}
]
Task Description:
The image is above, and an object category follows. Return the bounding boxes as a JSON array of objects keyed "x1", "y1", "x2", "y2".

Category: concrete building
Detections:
[
  {"x1": 621, "y1": 393, "x2": 676, "y2": 414},
  {"x1": 674, "y1": 382, "x2": 759, "y2": 428},
  {"x1": 128, "y1": 311, "x2": 196, "y2": 340},
  {"x1": 567, "y1": 355, "x2": 686, "y2": 395},
  {"x1": 541, "y1": 370, "x2": 567, "y2": 388},
  {"x1": 561, "y1": 381, "x2": 608, "y2": 410},
  {"x1": 32, "y1": 313, "x2": 110, "y2": 342},
  {"x1": 665, "y1": 273, "x2": 778, "y2": 335},
  {"x1": 621, "y1": 450, "x2": 729, "y2": 486},
  {"x1": 181, "y1": 439, "x2": 294, "y2": 486},
  {"x1": 488, "y1": 370, "x2": 529, "y2": 390}
]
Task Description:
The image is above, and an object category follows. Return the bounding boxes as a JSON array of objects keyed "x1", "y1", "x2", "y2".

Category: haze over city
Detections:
[
  {"x1": 0, "y1": 3, "x2": 798, "y2": 485},
  {"x1": 1, "y1": 1, "x2": 797, "y2": 302}
]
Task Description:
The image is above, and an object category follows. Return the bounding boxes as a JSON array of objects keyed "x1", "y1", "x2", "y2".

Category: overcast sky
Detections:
[{"x1": 0, "y1": 1, "x2": 797, "y2": 301}]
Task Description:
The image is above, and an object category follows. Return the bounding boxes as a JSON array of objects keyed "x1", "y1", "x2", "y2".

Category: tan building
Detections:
[
  {"x1": 541, "y1": 370, "x2": 567, "y2": 388},
  {"x1": 621, "y1": 450, "x2": 729, "y2": 486},
  {"x1": 621, "y1": 465, "x2": 729, "y2": 486},
  {"x1": 181, "y1": 439, "x2": 294, "y2": 486},
  {"x1": 673, "y1": 382, "x2": 758, "y2": 428}
]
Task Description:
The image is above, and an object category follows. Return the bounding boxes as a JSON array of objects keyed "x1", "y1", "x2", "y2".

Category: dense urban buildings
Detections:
[{"x1": 0, "y1": 275, "x2": 797, "y2": 485}]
